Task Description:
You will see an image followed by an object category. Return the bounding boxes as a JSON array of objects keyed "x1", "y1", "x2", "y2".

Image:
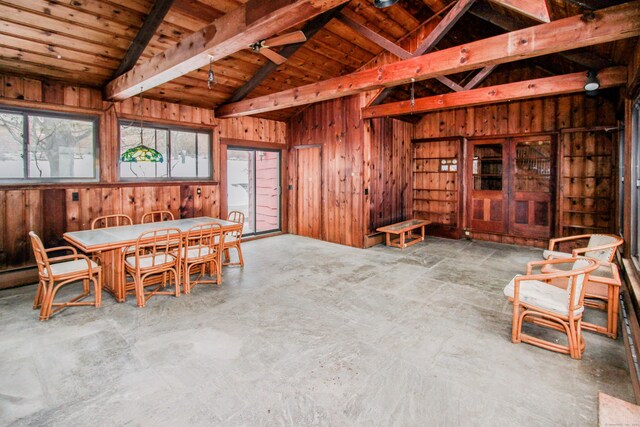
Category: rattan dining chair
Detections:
[
  {"x1": 543, "y1": 233, "x2": 624, "y2": 339},
  {"x1": 91, "y1": 214, "x2": 133, "y2": 229},
  {"x1": 223, "y1": 210, "x2": 245, "y2": 267},
  {"x1": 179, "y1": 222, "x2": 224, "y2": 293},
  {"x1": 123, "y1": 228, "x2": 182, "y2": 307},
  {"x1": 141, "y1": 210, "x2": 175, "y2": 224},
  {"x1": 504, "y1": 257, "x2": 599, "y2": 360},
  {"x1": 30, "y1": 231, "x2": 101, "y2": 321}
]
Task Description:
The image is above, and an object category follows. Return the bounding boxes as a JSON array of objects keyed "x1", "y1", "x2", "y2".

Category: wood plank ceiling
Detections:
[{"x1": 0, "y1": 0, "x2": 636, "y2": 122}]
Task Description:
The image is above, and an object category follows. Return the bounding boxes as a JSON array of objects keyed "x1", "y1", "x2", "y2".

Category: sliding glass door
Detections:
[{"x1": 227, "y1": 148, "x2": 281, "y2": 236}]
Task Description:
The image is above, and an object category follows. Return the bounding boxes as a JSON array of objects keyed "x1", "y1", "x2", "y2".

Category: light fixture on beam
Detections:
[
  {"x1": 120, "y1": 89, "x2": 164, "y2": 163},
  {"x1": 373, "y1": 0, "x2": 398, "y2": 8},
  {"x1": 584, "y1": 69, "x2": 600, "y2": 93}
]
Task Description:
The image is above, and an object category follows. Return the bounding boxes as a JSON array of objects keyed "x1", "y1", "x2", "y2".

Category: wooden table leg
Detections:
[
  {"x1": 386, "y1": 232, "x2": 391, "y2": 247},
  {"x1": 400, "y1": 231, "x2": 406, "y2": 248},
  {"x1": 98, "y1": 248, "x2": 126, "y2": 302},
  {"x1": 420, "y1": 225, "x2": 425, "y2": 241}
]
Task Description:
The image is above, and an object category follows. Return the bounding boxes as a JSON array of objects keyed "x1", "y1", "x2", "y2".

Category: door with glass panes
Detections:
[
  {"x1": 226, "y1": 148, "x2": 281, "y2": 236},
  {"x1": 467, "y1": 136, "x2": 554, "y2": 239}
]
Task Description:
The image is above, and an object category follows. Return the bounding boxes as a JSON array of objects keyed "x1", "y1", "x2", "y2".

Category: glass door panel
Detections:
[
  {"x1": 227, "y1": 149, "x2": 254, "y2": 234},
  {"x1": 255, "y1": 150, "x2": 280, "y2": 233},
  {"x1": 227, "y1": 148, "x2": 281, "y2": 236},
  {"x1": 473, "y1": 144, "x2": 503, "y2": 190}
]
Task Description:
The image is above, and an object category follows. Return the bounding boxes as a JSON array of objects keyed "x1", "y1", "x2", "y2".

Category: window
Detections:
[
  {"x1": 0, "y1": 109, "x2": 97, "y2": 181},
  {"x1": 119, "y1": 121, "x2": 211, "y2": 180}
]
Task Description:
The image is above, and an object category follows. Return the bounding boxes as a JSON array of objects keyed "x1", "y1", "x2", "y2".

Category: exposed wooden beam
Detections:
[
  {"x1": 362, "y1": 66, "x2": 627, "y2": 118},
  {"x1": 113, "y1": 0, "x2": 176, "y2": 78},
  {"x1": 464, "y1": 65, "x2": 497, "y2": 89},
  {"x1": 105, "y1": 0, "x2": 349, "y2": 100},
  {"x1": 217, "y1": 1, "x2": 640, "y2": 118},
  {"x1": 337, "y1": 13, "x2": 412, "y2": 60},
  {"x1": 488, "y1": 0, "x2": 550, "y2": 23},
  {"x1": 435, "y1": 76, "x2": 465, "y2": 91},
  {"x1": 414, "y1": 0, "x2": 476, "y2": 55},
  {"x1": 224, "y1": 5, "x2": 346, "y2": 104},
  {"x1": 369, "y1": 0, "x2": 475, "y2": 105},
  {"x1": 628, "y1": 38, "x2": 640, "y2": 100},
  {"x1": 469, "y1": 1, "x2": 613, "y2": 69}
]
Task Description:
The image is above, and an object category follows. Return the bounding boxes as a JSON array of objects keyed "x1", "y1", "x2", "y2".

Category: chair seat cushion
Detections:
[
  {"x1": 504, "y1": 275, "x2": 583, "y2": 316},
  {"x1": 44, "y1": 259, "x2": 99, "y2": 277},
  {"x1": 125, "y1": 254, "x2": 176, "y2": 269},
  {"x1": 175, "y1": 245, "x2": 216, "y2": 259}
]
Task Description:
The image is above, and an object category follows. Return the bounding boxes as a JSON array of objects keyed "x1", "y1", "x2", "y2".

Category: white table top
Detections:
[{"x1": 64, "y1": 216, "x2": 240, "y2": 252}]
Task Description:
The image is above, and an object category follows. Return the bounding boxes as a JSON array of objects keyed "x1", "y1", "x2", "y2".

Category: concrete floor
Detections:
[{"x1": 0, "y1": 235, "x2": 634, "y2": 426}]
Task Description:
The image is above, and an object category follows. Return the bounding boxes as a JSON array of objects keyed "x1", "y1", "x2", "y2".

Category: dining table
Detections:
[{"x1": 64, "y1": 216, "x2": 242, "y2": 302}]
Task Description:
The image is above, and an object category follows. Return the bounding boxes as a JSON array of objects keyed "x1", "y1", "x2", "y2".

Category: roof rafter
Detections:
[
  {"x1": 224, "y1": 4, "x2": 347, "y2": 105},
  {"x1": 362, "y1": 66, "x2": 627, "y2": 118},
  {"x1": 469, "y1": 1, "x2": 613, "y2": 69},
  {"x1": 105, "y1": 0, "x2": 350, "y2": 100},
  {"x1": 113, "y1": 0, "x2": 176, "y2": 78},
  {"x1": 216, "y1": 0, "x2": 640, "y2": 118}
]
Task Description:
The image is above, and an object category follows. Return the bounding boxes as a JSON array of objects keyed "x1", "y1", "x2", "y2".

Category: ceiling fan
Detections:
[{"x1": 248, "y1": 31, "x2": 307, "y2": 65}]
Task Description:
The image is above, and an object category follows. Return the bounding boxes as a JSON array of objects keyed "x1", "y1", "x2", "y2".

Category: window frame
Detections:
[
  {"x1": 0, "y1": 107, "x2": 100, "y2": 184},
  {"x1": 632, "y1": 99, "x2": 640, "y2": 262},
  {"x1": 118, "y1": 119, "x2": 213, "y2": 182}
]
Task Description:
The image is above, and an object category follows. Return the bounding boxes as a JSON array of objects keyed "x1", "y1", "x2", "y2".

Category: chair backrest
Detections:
[
  {"x1": 141, "y1": 210, "x2": 175, "y2": 224},
  {"x1": 130, "y1": 228, "x2": 182, "y2": 270},
  {"x1": 228, "y1": 211, "x2": 245, "y2": 239},
  {"x1": 585, "y1": 234, "x2": 623, "y2": 262},
  {"x1": 92, "y1": 214, "x2": 133, "y2": 230},
  {"x1": 29, "y1": 231, "x2": 51, "y2": 277},
  {"x1": 184, "y1": 222, "x2": 223, "y2": 259},
  {"x1": 566, "y1": 258, "x2": 599, "y2": 309}
]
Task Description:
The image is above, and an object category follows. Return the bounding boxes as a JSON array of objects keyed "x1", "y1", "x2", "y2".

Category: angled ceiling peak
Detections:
[{"x1": 104, "y1": 0, "x2": 350, "y2": 101}]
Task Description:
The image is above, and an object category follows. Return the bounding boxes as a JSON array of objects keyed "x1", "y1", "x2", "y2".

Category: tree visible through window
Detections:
[
  {"x1": 0, "y1": 110, "x2": 96, "y2": 180},
  {"x1": 119, "y1": 122, "x2": 211, "y2": 179}
]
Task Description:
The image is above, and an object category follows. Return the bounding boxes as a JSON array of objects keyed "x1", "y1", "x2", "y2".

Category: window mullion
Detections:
[{"x1": 23, "y1": 113, "x2": 29, "y2": 179}]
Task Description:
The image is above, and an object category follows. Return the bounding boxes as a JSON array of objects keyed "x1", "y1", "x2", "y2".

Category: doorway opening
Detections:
[{"x1": 226, "y1": 148, "x2": 281, "y2": 236}]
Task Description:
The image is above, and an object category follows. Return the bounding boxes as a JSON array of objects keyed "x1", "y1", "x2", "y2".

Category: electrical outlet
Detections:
[
  {"x1": 196, "y1": 187, "x2": 202, "y2": 195},
  {"x1": 72, "y1": 192, "x2": 79, "y2": 201}
]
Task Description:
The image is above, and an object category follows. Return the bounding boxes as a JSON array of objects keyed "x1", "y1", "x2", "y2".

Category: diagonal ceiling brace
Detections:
[{"x1": 113, "y1": 0, "x2": 176, "y2": 78}]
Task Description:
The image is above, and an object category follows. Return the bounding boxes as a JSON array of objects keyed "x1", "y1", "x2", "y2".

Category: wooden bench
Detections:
[{"x1": 377, "y1": 219, "x2": 431, "y2": 249}]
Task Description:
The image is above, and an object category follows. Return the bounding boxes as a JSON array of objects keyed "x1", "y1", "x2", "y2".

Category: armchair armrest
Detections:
[
  {"x1": 45, "y1": 246, "x2": 78, "y2": 255},
  {"x1": 525, "y1": 257, "x2": 579, "y2": 275},
  {"x1": 547, "y1": 234, "x2": 592, "y2": 251}
]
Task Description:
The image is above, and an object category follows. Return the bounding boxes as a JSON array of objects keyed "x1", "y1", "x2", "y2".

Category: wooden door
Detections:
[
  {"x1": 467, "y1": 140, "x2": 508, "y2": 233},
  {"x1": 296, "y1": 146, "x2": 322, "y2": 239},
  {"x1": 508, "y1": 136, "x2": 554, "y2": 239}
]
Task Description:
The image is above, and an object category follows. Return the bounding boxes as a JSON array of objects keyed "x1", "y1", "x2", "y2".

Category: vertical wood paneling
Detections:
[
  {"x1": 415, "y1": 94, "x2": 618, "y2": 247},
  {"x1": 288, "y1": 96, "x2": 367, "y2": 247},
  {"x1": 0, "y1": 73, "x2": 284, "y2": 279}
]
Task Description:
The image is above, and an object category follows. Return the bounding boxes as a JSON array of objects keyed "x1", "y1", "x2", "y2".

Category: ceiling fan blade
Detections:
[
  {"x1": 263, "y1": 31, "x2": 307, "y2": 47},
  {"x1": 259, "y1": 48, "x2": 288, "y2": 65}
]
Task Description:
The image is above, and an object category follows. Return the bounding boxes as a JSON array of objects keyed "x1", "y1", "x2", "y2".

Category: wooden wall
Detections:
[
  {"x1": 0, "y1": 73, "x2": 286, "y2": 286},
  {"x1": 414, "y1": 89, "x2": 618, "y2": 247},
  {"x1": 288, "y1": 95, "x2": 367, "y2": 247},
  {"x1": 366, "y1": 117, "x2": 414, "y2": 235}
]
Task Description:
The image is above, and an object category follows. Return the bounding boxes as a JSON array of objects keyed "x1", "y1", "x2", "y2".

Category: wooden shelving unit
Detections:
[
  {"x1": 558, "y1": 130, "x2": 617, "y2": 236},
  {"x1": 412, "y1": 138, "x2": 463, "y2": 238}
]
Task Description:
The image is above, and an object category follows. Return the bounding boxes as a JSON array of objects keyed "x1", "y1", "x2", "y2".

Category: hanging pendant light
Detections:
[
  {"x1": 207, "y1": 56, "x2": 216, "y2": 90},
  {"x1": 120, "y1": 89, "x2": 164, "y2": 163},
  {"x1": 373, "y1": 0, "x2": 398, "y2": 8}
]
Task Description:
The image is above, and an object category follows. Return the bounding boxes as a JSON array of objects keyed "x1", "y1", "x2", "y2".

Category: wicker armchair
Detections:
[
  {"x1": 30, "y1": 231, "x2": 101, "y2": 320},
  {"x1": 504, "y1": 257, "x2": 599, "y2": 359}
]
